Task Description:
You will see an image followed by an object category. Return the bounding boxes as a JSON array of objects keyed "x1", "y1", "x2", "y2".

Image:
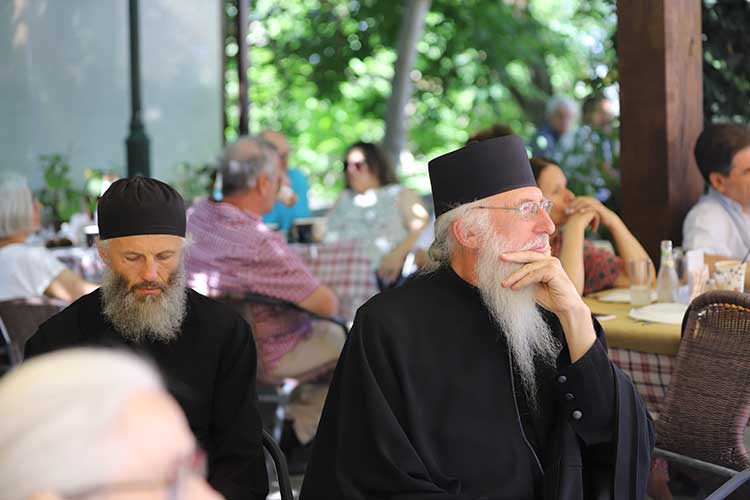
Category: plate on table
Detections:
[
  {"x1": 628, "y1": 303, "x2": 688, "y2": 325},
  {"x1": 597, "y1": 289, "x2": 657, "y2": 303}
]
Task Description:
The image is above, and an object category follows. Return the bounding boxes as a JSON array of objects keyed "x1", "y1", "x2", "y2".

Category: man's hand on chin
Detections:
[{"x1": 500, "y1": 251, "x2": 596, "y2": 362}]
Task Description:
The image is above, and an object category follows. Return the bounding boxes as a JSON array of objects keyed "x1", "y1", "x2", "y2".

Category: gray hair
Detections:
[
  {"x1": 218, "y1": 135, "x2": 279, "y2": 197},
  {"x1": 0, "y1": 174, "x2": 35, "y2": 238},
  {"x1": 0, "y1": 348, "x2": 163, "y2": 500},
  {"x1": 545, "y1": 96, "x2": 579, "y2": 119},
  {"x1": 422, "y1": 201, "x2": 487, "y2": 273}
]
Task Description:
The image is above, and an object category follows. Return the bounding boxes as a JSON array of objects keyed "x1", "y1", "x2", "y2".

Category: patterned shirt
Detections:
[
  {"x1": 185, "y1": 199, "x2": 320, "y2": 371},
  {"x1": 551, "y1": 233, "x2": 623, "y2": 296}
]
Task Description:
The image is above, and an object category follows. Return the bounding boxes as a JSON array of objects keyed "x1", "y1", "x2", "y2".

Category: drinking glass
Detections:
[{"x1": 628, "y1": 258, "x2": 653, "y2": 306}]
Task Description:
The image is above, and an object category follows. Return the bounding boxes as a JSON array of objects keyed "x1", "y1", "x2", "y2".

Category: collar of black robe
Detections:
[{"x1": 428, "y1": 135, "x2": 536, "y2": 218}]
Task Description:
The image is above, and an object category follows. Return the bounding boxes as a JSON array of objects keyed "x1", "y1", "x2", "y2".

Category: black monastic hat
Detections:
[
  {"x1": 428, "y1": 135, "x2": 536, "y2": 218},
  {"x1": 97, "y1": 176, "x2": 186, "y2": 240}
]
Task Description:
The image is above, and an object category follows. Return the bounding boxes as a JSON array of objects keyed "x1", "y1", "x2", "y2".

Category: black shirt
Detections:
[
  {"x1": 300, "y1": 266, "x2": 653, "y2": 500},
  {"x1": 25, "y1": 289, "x2": 268, "y2": 500}
]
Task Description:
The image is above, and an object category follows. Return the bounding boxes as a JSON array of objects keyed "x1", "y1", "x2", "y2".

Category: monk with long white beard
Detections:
[{"x1": 301, "y1": 136, "x2": 654, "y2": 500}]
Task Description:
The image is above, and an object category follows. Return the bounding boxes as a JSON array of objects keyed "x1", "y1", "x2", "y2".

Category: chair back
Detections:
[
  {"x1": 656, "y1": 290, "x2": 750, "y2": 471},
  {"x1": 263, "y1": 429, "x2": 295, "y2": 500},
  {"x1": 0, "y1": 297, "x2": 66, "y2": 361}
]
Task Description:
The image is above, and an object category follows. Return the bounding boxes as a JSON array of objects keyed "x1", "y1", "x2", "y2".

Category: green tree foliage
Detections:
[
  {"x1": 223, "y1": 0, "x2": 617, "y2": 205},
  {"x1": 702, "y1": 0, "x2": 750, "y2": 126}
]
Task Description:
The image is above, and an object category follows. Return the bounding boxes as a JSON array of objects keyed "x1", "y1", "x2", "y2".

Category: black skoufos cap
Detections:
[
  {"x1": 428, "y1": 135, "x2": 536, "y2": 218},
  {"x1": 97, "y1": 176, "x2": 186, "y2": 240}
]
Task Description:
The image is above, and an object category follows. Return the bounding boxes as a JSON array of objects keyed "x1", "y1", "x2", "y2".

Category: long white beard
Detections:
[
  {"x1": 101, "y1": 265, "x2": 187, "y2": 344},
  {"x1": 475, "y1": 234, "x2": 561, "y2": 410}
]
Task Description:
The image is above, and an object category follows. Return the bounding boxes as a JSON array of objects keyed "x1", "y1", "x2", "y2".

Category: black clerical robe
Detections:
[
  {"x1": 300, "y1": 266, "x2": 654, "y2": 500},
  {"x1": 25, "y1": 289, "x2": 268, "y2": 500}
]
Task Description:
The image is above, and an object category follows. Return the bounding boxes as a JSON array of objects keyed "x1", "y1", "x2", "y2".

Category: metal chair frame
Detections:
[
  {"x1": 263, "y1": 429, "x2": 295, "y2": 500},
  {"x1": 218, "y1": 291, "x2": 349, "y2": 442}
]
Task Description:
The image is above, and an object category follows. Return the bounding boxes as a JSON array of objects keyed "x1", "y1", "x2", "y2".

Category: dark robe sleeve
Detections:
[
  {"x1": 300, "y1": 308, "x2": 486, "y2": 500},
  {"x1": 554, "y1": 317, "x2": 655, "y2": 500},
  {"x1": 207, "y1": 315, "x2": 268, "y2": 500}
]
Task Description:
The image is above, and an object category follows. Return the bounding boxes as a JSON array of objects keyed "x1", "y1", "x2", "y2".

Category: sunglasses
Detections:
[{"x1": 343, "y1": 160, "x2": 367, "y2": 172}]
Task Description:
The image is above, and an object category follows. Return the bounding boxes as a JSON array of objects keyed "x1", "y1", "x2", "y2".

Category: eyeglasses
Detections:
[
  {"x1": 474, "y1": 199, "x2": 553, "y2": 221},
  {"x1": 63, "y1": 450, "x2": 206, "y2": 500},
  {"x1": 343, "y1": 160, "x2": 366, "y2": 171}
]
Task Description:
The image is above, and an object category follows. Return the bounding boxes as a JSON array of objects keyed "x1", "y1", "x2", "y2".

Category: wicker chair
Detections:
[
  {"x1": 0, "y1": 297, "x2": 66, "y2": 361},
  {"x1": 654, "y1": 290, "x2": 750, "y2": 498}
]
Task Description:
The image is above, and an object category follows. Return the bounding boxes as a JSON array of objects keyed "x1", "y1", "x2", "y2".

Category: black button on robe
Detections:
[
  {"x1": 300, "y1": 267, "x2": 654, "y2": 500},
  {"x1": 24, "y1": 289, "x2": 268, "y2": 500}
]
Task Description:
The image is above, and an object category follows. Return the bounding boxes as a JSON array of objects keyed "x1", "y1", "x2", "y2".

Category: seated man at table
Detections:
[
  {"x1": 683, "y1": 123, "x2": 750, "y2": 286},
  {"x1": 0, "y1": 348, "x2": 221, "y2": 500},
  {"x1": 25, "y1": 176, "x2": 268, "y2": 500},
  {"x1": 185, "y1": 135, "x2": 344, "y2": 445},
  {"x1": 301, "y1": 136, "x2": 654, "y2": 500}
]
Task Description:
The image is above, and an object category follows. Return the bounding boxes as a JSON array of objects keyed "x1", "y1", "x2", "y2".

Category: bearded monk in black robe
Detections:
[{"x1": 300, "y1": 136, "x2": 654, "y2": 500}]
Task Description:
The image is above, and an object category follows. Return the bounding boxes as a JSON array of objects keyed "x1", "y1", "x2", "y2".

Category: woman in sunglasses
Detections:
[
  {"x1": 324, "y1": 142, "x2": 429, "y2": 289},
  {"x1": 530, "y1": 156, "x2": 653, "y2": 295}
]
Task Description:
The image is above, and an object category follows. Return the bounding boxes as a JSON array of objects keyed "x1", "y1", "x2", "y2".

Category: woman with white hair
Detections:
[
  {"x1": 0, "y1": 174, "x2": 96, "y2": 301},
  {"x1": 0, "y1": 348, "x2": 221, "y2": 500}
]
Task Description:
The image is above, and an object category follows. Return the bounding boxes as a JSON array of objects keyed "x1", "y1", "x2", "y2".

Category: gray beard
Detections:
[
  {"x1": 100, "y1": 265, "x2": 187, "y2": 344},
  {"x1": 475, "y1": 235, "x2": 561, "y2": 410}
]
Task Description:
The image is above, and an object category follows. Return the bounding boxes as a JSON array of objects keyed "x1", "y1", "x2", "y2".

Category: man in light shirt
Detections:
[{"x1": 683, "y1": 123, "x2": 750, "y2": 286}]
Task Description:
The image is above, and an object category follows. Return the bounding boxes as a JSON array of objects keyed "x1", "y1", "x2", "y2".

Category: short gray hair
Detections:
[
  {"x1": 422, "y1": 201, "x2": 487, "y2": 273},
  {"x1": 545, "y1": 96, "x2": 579, "y2": 119},
  {"x1": 0, "y1": 348, "x2": 164, "y2": 500},
  {"x1": 0, "y1": 174, "x2": 35, "y2": 238},
  {"x1": 218, "y1": 136, "x2": 279, "y2": 197}
]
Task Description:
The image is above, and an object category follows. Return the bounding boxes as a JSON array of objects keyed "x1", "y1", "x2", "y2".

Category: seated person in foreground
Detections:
[
  {"x1": 185, "y1": 136, "x2": 343, "y2": 444},
  {"x1": 683, "y1": 123, "x2": 750, "y2": 287},
  {"x1": 0, "y1": 348, "x2": 221, "y2": 500},
  {"x1": 530, "y1": 157, "x2": 653, "y2": 296},
  {"x1": 324, "y1": 142, "x2": 429, "y2": 288},
  {"x1": 25, "y1": 176, "x2": 267, "y2": 500},
  {"x1": 0, "y1": 174, "x2": 97, "y2": 302},
  {"x1": 261, "y1": 129, "x2": 312, "y2": 232},
  {"x1": 301, "y1": 136, "x2": 654, "y2": 500}
]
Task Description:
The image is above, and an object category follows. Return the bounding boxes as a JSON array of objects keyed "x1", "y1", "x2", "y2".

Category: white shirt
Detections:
[
  {"x1": 0, "y1": 243, "x2": 67, "y2": 301},
  {"x1": 683, "y1": 188, "x2": 750, "y2": 260}
]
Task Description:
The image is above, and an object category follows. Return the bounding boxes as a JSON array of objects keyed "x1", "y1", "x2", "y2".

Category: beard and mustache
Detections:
[
  {"x1": 100, "y1": 263, "x2": 187, "y2": 344},
  {"x1": 473, "y1": 225, "x2": 561, "y2": 410}
]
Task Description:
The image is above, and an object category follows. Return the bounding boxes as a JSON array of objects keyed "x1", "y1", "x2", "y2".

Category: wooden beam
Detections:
[{"x1": 617, "y1": 0, "x2": 704, "y2": 263}]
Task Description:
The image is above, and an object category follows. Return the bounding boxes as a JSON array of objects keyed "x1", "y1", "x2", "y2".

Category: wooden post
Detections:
[{"x1": 617, "y1": 0, "x2": 705, "y2": 263}]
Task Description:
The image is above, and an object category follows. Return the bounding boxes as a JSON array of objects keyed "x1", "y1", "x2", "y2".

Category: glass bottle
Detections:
[{"x1": 656, "y1": 240, "x2": 679, "y2": 303}]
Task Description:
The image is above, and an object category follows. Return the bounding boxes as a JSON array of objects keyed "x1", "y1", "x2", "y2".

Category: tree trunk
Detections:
[{"x1": 383, "y1": 0, "x2": 431, "y2": 169}]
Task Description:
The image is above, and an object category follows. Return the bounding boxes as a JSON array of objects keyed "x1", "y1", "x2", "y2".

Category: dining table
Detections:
[{"x1": 584, "y1": 288, "x2": 683, "y2": 417}]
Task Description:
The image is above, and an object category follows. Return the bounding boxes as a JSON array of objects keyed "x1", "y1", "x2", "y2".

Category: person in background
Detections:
[
  {"x1": 530, "y1": 96, "x2": 579, "y2": 159},
  {"x1": 0, "y1": 348, "x2": 221, "y2": 500},
  {"x1": 683, "y1": 123, "x2": 750, "y2": 288},
  {"x1": 531, "y1": 156, "x2": 652, "y2": 295},
  {"x1": 324, "y1": 142, "x2": 429, "y2": 289},
  {"x1": 186, "y1": 136, "x2": 342, "y2": 451},
  {"x1": 0, "y1": 174, "x2": 97, "y2": 302},
  {"x1": 25, "y1": 176, "x2": 268, "y2": 500},
  {"x1": 261, "y1": 129, "x2": 312, "y2": 232}
]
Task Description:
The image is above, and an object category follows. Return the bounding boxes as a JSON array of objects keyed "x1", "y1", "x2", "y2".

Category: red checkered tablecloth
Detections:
[
  {"x1": 290, "y1": 241, "x2": 378, "y2": 325},
  {"x1": 608, "y1": 347, "x2": 674, "y2": 418}
]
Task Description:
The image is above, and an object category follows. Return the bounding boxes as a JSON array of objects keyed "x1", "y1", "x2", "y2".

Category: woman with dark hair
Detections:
[
  {"x1": 530, "y1": 157, "x2": 652, "y2": 295},
  {"x1": 325, "y1": 142, "x2": 429, "y2": 288}
]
